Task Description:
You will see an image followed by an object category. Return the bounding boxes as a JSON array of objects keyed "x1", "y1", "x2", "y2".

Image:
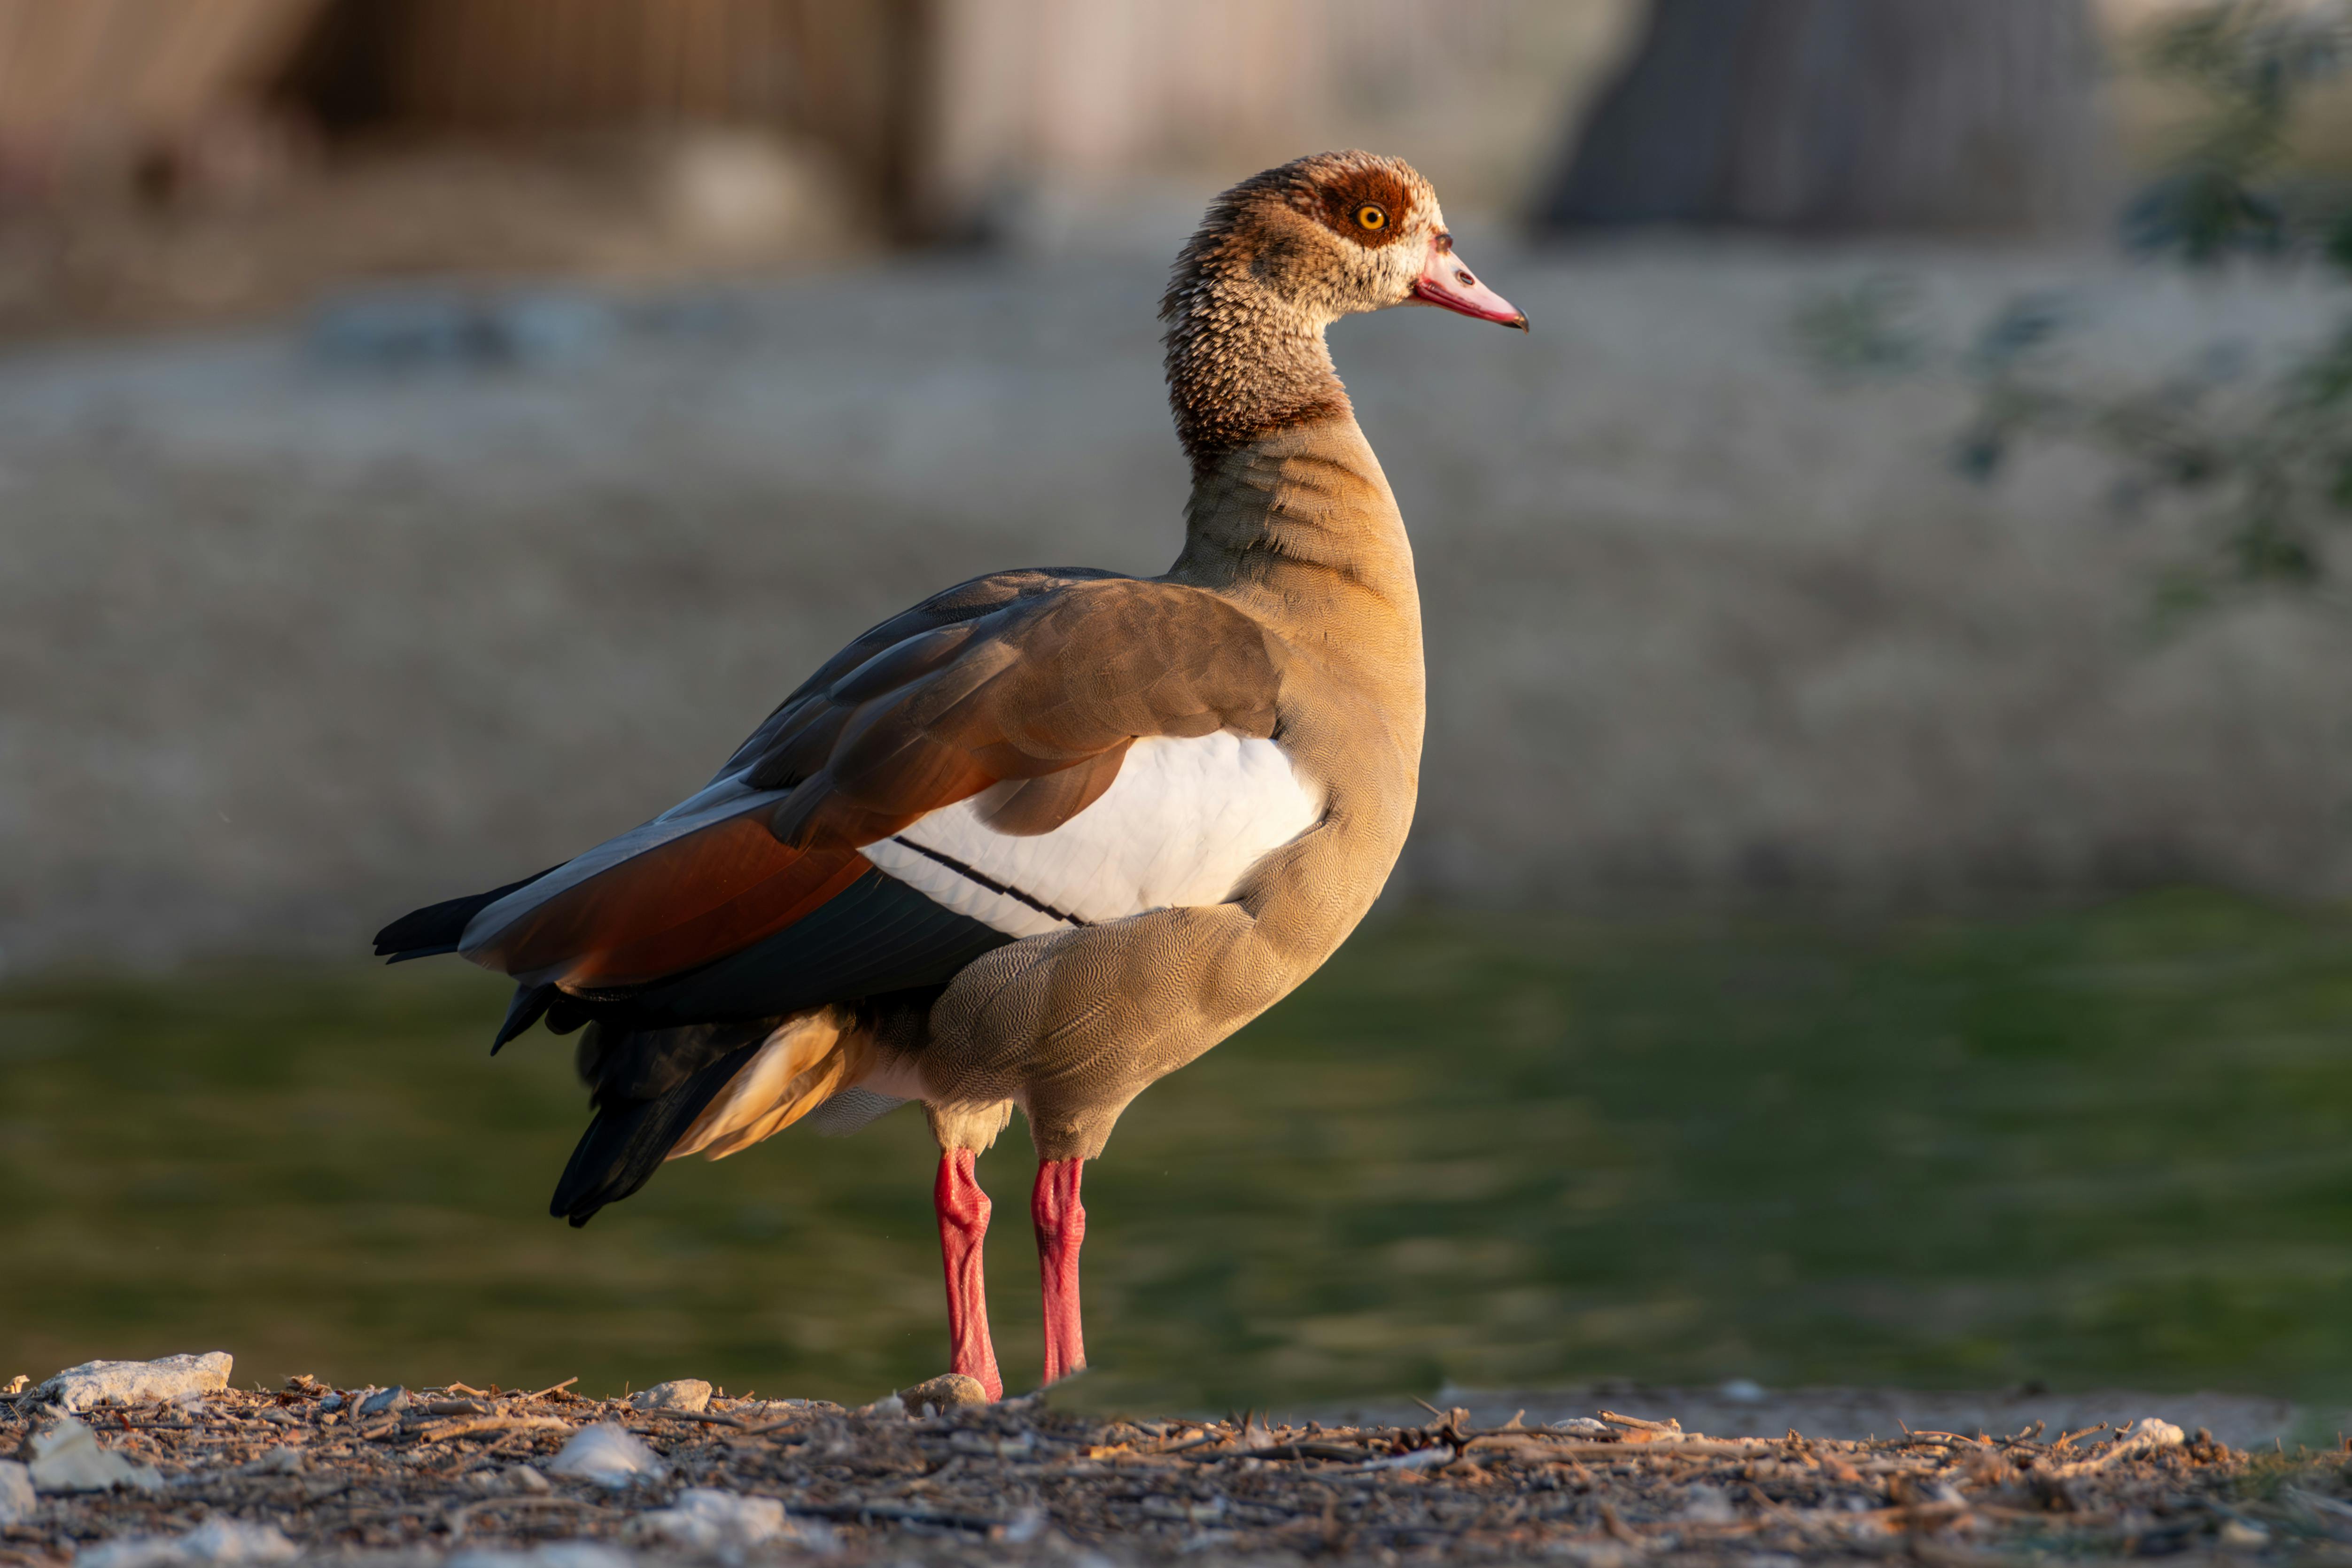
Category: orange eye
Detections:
[{"x1": 1355, "y1": 203, "x2": 1386, "y2": 232}]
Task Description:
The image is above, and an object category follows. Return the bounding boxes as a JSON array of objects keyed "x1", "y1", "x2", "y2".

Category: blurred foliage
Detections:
[
  {"x1": 2124, "y1": 0, "x2": 2352, "y2": 264},
  {"x1": 1970, "y1": 0, "x2": 2352, "y2": 606},
  {"x1": 1787, "y1": 274, "x2": 1928, "y2": 378},
  {"x1": 8, "y1": 894, "x2": 2352, "y2": 1414},
  {"x1": 1794, "y1": 2, "x2": 2352, "y2": 606}
]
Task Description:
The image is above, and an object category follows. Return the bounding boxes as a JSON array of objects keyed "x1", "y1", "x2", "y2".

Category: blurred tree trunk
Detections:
[{"x1": 1534, "y1": 0, "x2": 2106, "y2": 235}]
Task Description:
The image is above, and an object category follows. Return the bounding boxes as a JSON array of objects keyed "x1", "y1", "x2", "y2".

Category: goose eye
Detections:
[{"x1": 1354, "y1": 204, "x2": 1386, "y2": 232}]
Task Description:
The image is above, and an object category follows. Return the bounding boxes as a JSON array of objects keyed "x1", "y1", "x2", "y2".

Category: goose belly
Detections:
[{"x1": 861, "y1": 733, "x2": 1324, "y2": 938}]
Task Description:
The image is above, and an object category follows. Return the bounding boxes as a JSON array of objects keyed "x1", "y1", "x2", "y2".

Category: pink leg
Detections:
[
  {"x1": 1032, "y1": 1157, "x2": 1087, "y2": 1383},
  {"x1": 934, "y1": 1149, "x2": 1003, "y2": 1401}
]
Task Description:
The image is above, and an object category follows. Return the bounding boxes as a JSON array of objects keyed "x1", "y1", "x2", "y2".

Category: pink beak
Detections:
[{"x1": 1410, "y1": 234, "x2": 1528, "y2": 330}]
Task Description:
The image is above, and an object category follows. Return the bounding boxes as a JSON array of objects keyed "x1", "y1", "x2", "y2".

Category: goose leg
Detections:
[
  {"x1": 1032, "y1": 1157, "x2": 1087, "y2": 1383},
  {"x1": 934, "y1": 1149, "x2": 1003, "y2": 1401}
]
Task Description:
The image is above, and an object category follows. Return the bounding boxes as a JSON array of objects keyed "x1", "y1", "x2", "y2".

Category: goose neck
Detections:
[{"x1": 1167, "y1": 418, "x2": 1420, "y2": 641}]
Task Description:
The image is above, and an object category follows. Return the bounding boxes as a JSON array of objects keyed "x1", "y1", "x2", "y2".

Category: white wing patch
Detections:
[{"x1": 860, "y1": 733, "x2": 1324, "y2": 938}]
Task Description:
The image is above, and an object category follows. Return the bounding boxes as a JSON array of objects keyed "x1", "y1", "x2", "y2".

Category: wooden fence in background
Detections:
[
  {"x1": 284, "y1": 0, "x2": 925, "y2": 218},
  {"x1": 0, "y1": 0, "x2": 320, "y2": 169},
  {"x1": 0, "y1": 0, "x2": 1618, "y2": 229}
]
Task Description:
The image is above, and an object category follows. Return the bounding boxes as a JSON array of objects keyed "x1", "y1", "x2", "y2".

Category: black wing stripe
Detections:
[{"x1": 885, "y1": 836, "x2": 1093, "y2": 928}]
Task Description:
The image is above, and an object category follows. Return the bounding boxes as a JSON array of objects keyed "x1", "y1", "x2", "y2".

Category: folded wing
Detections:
[{"x1": 443, "y1": 570, "x2": 1311, "y2": 1002}]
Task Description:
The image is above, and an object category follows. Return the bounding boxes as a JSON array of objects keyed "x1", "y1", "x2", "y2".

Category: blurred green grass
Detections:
[{"x1": 5, "y1": 889, "x2": 2352, "y2": 1414}]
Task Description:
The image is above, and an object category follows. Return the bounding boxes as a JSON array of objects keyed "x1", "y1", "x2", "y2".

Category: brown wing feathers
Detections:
[
  {"x1": 712, "y1": 567, "x2": 1126, "y2": 779},
  {"x1": 464, "y1": 574, "x2": 1285, "y2": 995},
  {"x1": 970, "y1": 741, "x2": 1133, "y2": 835},
  {"x1": 761, "y1": 579, "x2": 1282, "y2": 852}
]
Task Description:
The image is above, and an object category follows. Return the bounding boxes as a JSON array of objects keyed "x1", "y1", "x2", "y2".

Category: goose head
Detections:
[
  {"x1": 1164, "y1": 150, "x2": 1526, "y2": 336},
  {"x1": 1162, "y1": 151, "x2": 1523, "y2": 469}
]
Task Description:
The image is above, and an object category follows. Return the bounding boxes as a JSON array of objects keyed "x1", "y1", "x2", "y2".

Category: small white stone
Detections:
[
  {"x1": 2111, "y1": 1417, "x2": 2186, "y2": 1457},
  {"x1": 27, "y1": 1418, "x2": 161, "y2": 1494},
  {"x1": 34, "y1": 1353, "x2": 232, "y2": 1414},
  {"x1": 508, "y1": 1464, "x2": 552, "y2": 1494},
  {"x1": 75, "y1": 1540, "x2": 177, "y2": 1568},
  {"x1": 545, "y1": 1422, "x2": 664, "y2": 1486},
  {"x1": 179, "y1": 1520, "x2": 298, "y2": 1564},
  {"x1": 354, "y1": 1386, "x2": 407, "y2": 1417},
  {"x1": 627, "y1": 1487, "x2": 788, "y2": 1551},
  {"x1": 528, "y1": 1544, "x2": 639, "y2": 1568},
  {"x1": 77, "y1": 1520, "x2": 295, "y2": 1568},
  {"x1": 1677, "y1": 1483, "x2": 1737, "y2": 1524},
  {"x1": 0, "y1": 1461, "x2": 33, "y2": 1524},
  {"x1": 625, "y1": 1379, "x2": 711, "y2": 1413}
]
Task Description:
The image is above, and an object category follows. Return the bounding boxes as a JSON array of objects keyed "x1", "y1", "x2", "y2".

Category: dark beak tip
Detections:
[{"x1": 1512, "y1": 312, "x2": 1530, "y2": 334}]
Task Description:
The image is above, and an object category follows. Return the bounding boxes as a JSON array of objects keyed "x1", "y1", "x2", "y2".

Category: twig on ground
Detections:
[
  {"x1": 411, "y1": 1415, "x2": 572, "y2": 1444},
  {"x1": 788, "y1": 1500, "x2": 1008, "y2": 1532},
  {"x1": 1598, "y1": 1410, "x2": 1682, "y2": 1433}
]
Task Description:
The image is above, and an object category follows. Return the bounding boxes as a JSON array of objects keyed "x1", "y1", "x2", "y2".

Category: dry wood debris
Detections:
[{"x1": 3, "y1": 1374, "x2": 2345, "y2": 1564}]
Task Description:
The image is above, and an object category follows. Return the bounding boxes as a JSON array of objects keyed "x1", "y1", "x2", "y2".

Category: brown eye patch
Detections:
[{"x1": 1310, "y1": 168, "x2": 1412, "y2": 248}]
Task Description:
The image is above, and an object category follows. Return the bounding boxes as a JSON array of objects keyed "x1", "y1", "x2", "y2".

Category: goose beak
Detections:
[{"x1": 1409, "y1": 234, "x2": 1528, "y2": 331}]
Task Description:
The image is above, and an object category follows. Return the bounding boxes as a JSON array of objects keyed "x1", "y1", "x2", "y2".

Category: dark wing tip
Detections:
[
  {"x1": 547, "y1": 1042, "x2": 765, "y2": 1226},
  {"x1": 489, "y1": 983, "x2": 557, "y2": 1055},
  {"x1": 374, "y1": 866, "x2": 562, "y2": 959}
]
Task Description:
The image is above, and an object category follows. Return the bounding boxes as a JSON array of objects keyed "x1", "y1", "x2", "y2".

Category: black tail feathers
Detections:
[
  {"x1": 490, "y1": 983, "x2": 557, "y2": 1054},
  {"x1": 549, "y1": 1041, "x2": 764, "y2": 1226},
  {"x1": 373, "y1": 866, "x2": 560, "y2": 960},
  {"x1": 379, "y1": 865, "x2": 783, "y2": 1228}
]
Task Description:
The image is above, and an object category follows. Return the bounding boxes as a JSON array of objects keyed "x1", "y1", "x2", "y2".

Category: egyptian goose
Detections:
[{"x1": 375, "y1": 151, "x2": 1524, "y2": 1399}]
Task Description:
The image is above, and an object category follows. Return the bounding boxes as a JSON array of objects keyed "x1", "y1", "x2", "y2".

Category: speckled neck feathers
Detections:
[{"x1": 1161, "y1": 249, "x2": 1350, "y2": 477}]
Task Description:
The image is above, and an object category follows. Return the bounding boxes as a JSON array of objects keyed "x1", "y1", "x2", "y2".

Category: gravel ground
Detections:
[
  {"x1": 7, "y1": 1373, "x2": 2340, "y2": 1566},
  {"x1": 5, "y1": 239, "x2": 2351, "y2": 969}
]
